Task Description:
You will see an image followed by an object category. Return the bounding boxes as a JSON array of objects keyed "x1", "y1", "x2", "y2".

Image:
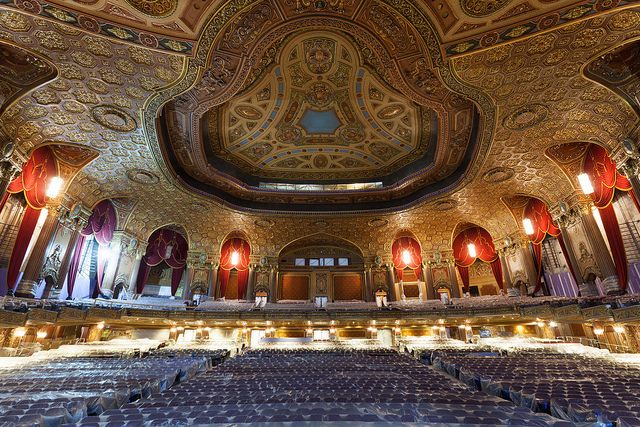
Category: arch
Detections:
[
  {"x1": 278, "y1": 232, "x2": 364, "y2": 259},
  {"x1": 582, "y1": 36, "x2": 640, "y2": 117},
  {"x1": 218, "y1": 230, "x2": 251, "y2": 255},
  {"x1": 0, "y1": 41, "x2": 57, "y2": 116},
  {"x1": 143, "y1": 223, "x2": 190, "y2": 247}
]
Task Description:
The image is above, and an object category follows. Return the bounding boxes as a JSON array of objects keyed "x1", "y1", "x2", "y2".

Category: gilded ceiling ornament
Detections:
[
  {"x1": 127, "y1": 169, "x2": 160, "y2": 185},
  {"x1": 502, "y1": 104, "x2": 549, "y2": 130},
  {"x1": 91, "y1": 105, "x2": 137, "y2": 132},
  {"x1": 124, "y1": 0, "x2": 178, "y2": 18},
  {"x1": 482, "y1": 167, "x2": 515, "y2": 183}
]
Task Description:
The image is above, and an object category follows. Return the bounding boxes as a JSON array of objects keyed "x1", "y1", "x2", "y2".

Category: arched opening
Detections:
[
  {"x1": 135, "y1": 225, "x2": 189, "y2": 298},
  {"x1": 217, "y1": 236, "x2": 251, "y2": 300},
  {"x1": 278, "y1": 234, "x2": 365, "y2": 302}
]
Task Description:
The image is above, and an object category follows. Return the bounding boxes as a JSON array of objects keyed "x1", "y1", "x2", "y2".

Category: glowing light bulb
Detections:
[
  {"x1": 549, "y1": 321, "x2": 558, "y2": 328},
  {"x1": 522, "y1": 218, "x2": 535, "y2": 236},
  {"x1": 402, "y1": 249, "x2": 412, "y2": 265},
  {"x1": 593, "y1": 327, "x2": 604, "y2": 335},
  {"x1": 613, "y1": 325, "x2": 625, "y2": 334},
  {"x1": 467, "y1": 243, "x2": 477, "y2": 258},
  {"x1": 231, "y1": 251, "x2": 239, "y2": 266},
  {"x1": 578, "y1": 173, "x2": 594, "y2": 195},
  {"x1": 45, "y1": 176, "x2": 64, "y2": 198},
  {"x1": 13, "y1": 328, "x2": 26, "y2": 338},
  {"x1": 36, "y1": 331, "x2": 47, "y2": 339}
]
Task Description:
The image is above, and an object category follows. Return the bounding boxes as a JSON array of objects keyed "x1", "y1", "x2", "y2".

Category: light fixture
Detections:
[
  {"x1": 96, "y1": 322, "x2": 105, "y2": 330},
  {"x1": 241, "y1": 328, "x2": 248, "y2": 334},
  {"x1": 549, "y1": 321, "x2": 558, "y2": 328},
  {"x1": 306, "y1": 328, "x2": 313, "y2": 334},
  {"x1": 402, "y1": 249, "x2": 412, "y2": 265},
  {"x1": 36, "y1": 331, "x2": 47, "y2": 339},
  {"x1": 536, "y1": 321, "x2": 545, "y2": 328},
  {"x1": 45, "y1": 176, "x2": 64, "y2": 198},
  {"x1": 329, "y1": 327, "x2": 336, "y2": 334},
  {"x1": 578, "y1": 173, "x2": 594, "y2": 195},
  {"x1": 13, "y1": 328, "x2": 26, "y2": 338},
  {"x1": 164, "y1": 244, "x2": 173, "y2": 259},
  {"x1": 465, "y1": 325, "x2": 472, "y2": 331},
  {"x1": 593, "y1": 327, "x2": 604, "y2": 335},
  {"x1": 458, "y1": 324, "x2": 466, "y2": 329},
  {"x1": 170, "y1": 327, "x2": 177, "y2": 333},
  {"x1": 522, "y1": 218, "x2": 535, "y2": 236},
  {"x1": 176, "y1": 326, "x2": 184, "y2": 331},
  {"x1": 613, "y1": 325, "x2": 625, "y2": 334},
  {"x1": 231, "y1": 251, "x2": 240, "y2": 266},
  {"x1": 467, "y1": 243, "x2": 477, "y2": 258},
  {"x1": 394, "y1": 327, "x2": 401, "y2": 333}
]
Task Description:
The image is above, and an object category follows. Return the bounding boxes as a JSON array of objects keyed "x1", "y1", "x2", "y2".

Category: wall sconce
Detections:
[
  {"x1": 45, "y1": 176, "x2": 64, "y2": 198},
  {"x1": 578, "y1": 173, "x2": 594, "y2": 195},
  {"x1": 402, "y1": 249, "x2": 412, "y2": 265},
  {"x1": 522, "y1": 218, "x2": 535, "y2": 236},
  {"x1": 231, "y1": 251, "x2": 239, "y2": 266},
  {"x1": 467, "y1": 243, "x2": 477, "y2": 258}
]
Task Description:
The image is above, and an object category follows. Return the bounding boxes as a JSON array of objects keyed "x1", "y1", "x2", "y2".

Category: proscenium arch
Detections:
[
  {"x1": 278, "y1": 232, "x2": 365, "y2": 259},
  {"x1": 581, "y1": 36, "x2": 640, "y2": 119},
  {"x1": 143, "y1": 0, "x2": 496, "y2": 214}
]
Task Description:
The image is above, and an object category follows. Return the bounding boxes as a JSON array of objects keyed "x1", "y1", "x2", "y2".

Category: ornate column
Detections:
[
  {"x1": 498, "y1": 249, "x2": 512, "y2": 292},
  {"x1": 50, "y1": 206, "x2": 91, "y2": 299},
  {"x1": 613, "y1": 145, "x2": 640, "y2": 201},
  {"x1": 579, "y1": 203, "x2": 619, "y2": 294},
  {"x1": 208, "y1": 262, "x2": 219, "y2": 298},
  {"x1": 128, "y1": 241, "x2": 148, "y2": 295},
  {"x1": 519, "y1": 240, "x2": 539, "y2": 296},
  {"x1": 447, "y1": 261, "x2": 460, "y2": 298},
  {"x1": 269, "y1": 265, "x2": 278, "y2": 302},
  {"x1": 385, "y1": 264, "x2": 396, "y2": 302},
  {"x1": 363, "y1": 265, "x2": 373, "y2": 302},
  {"x1": 424, "y1": 262, "x2": 435, "y2": 300},
  {"x1": 15, "y1": 203, "x2": 63, "y2": 298},
  {"x1": 554, "y1": 213, "x2": 587, "y2": 294},
  {"x1": 0, "y1": 161, "x2": 19, "y2": 205},
  {"x1": 245, "y1": 264, "x2": 256, "y2": 302},
  {"x1": 98, "y1": 231, "x2": 130, "y2": 298}
]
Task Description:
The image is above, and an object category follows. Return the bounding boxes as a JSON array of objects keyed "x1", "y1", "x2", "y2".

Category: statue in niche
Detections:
[
  {"x1": 316, "y1": 273, "x2": 328, "y2": 294},
  {"x1": 41, "y1": 244, "x2": 62, "y2": 280}
]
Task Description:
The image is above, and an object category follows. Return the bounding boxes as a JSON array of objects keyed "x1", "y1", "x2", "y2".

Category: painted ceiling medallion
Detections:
[
  {"x1": 91, "y1": 105, "x2": 137, "y2": 132},
  {"x1": 125, "y1": 0, "x2": 178, "y2": 18},
  {"x1": 482, "y1": 167, "x2": 515, "y2": 183},
  {"x1": 126, "y1": 169, "x2": 159, "y2": 185},
  {"x1": 460, "y1": 0, "x2": 512, "y2": 17},
  {"x1": 368, "y1": 218, "x2": 389, "y2": 228},
  {"x1": 212, "y1": 32, "x2": 425, "y2": 181},
  {"x1": 433, "y1": 199, "x2": 458, "y2": 211},
  {"x1": 502, "y1": 103, "x2": 548, "y2": 131},
  {"x1": 255, "y1": 218, "x2": 274, "y2": 227}
]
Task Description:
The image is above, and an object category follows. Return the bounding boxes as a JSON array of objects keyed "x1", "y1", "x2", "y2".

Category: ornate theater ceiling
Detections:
[{"x1": 0, "y1": 0, "x2": 638, "y2": 258}]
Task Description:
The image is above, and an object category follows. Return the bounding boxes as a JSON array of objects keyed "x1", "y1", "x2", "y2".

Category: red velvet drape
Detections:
[
  {"x1": 583, "y1": 144, "x2": 633, "y2": 290},
  {"x1": 218, "y1": 268, "x2": 231, "y2": 298},
  {"x1": 6, "y1": 207, "x2": 41, "y2": 292},
  {"x1": 490, "y1": 259, "x2": 504, "y2": 292},
  {"x1": 4, "y1": 147, "x2": 57, "y2": 294},
  {"x1": 456, "y1": 265, "x2": 470, "y2": 292},
  {"x1": 391, "y1": 237, "x2": 422, "y2": 281},
  {"x1": 218, "y1": 238, "x2": 251, "y2": 299},
  {"x1": 66, "y1": 234, "x2": 86, "y2": 298},
  {"x1": 600, "y1": 203, "x2": 628, "y2": 290},
  {"x1": 531, "y1": 242, "x2": 543, "y2": 294},
  {"x1": 453, "y1": 226, "x2": 501, "y2": 292}
]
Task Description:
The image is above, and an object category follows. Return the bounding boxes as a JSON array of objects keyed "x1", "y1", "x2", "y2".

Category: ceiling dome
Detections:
[{"x1": 155, "y1": 0, "x2": 492, "y2": 212}]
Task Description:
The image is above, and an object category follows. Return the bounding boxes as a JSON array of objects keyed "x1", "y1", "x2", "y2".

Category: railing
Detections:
[
  {"x1": 557, "y1": 335, "x2": 631, "y2": 353},
  {"x1": 0, "y1": 221, "x2": 19, "y2": 266}
]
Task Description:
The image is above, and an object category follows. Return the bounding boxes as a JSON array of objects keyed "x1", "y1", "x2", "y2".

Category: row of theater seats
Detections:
[
  {"x1": 0, "y1": 344, "x2": 229, "y2": 426},
  {"x1": 430, "y1": 348, "x2": 640, "y2": 425},
  {"x1": 76, "y1": 348, "x2": 569, "y2": 425}
]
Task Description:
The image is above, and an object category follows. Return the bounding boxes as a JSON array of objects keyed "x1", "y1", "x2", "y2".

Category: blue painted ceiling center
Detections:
[{"x1": 298, "y1": 108, "x2": 342, "y2": 134}]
